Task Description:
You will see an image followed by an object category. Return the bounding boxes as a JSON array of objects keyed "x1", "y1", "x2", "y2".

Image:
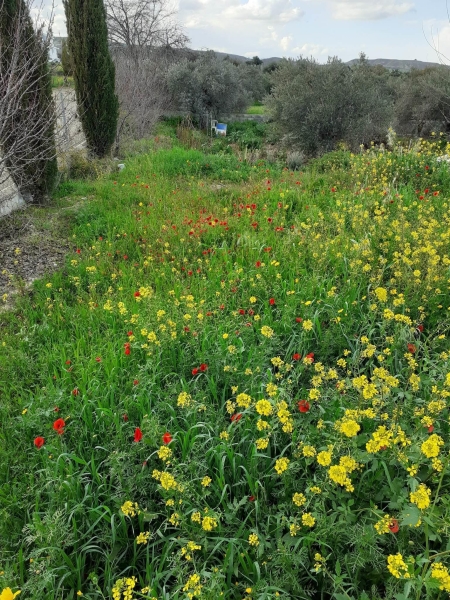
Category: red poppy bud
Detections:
[
  {"x1": 306, "y1": 352, "x2": 315, "y2": 362},
  {"x1": 199, "y1": 363, "x2": 208, "y2": 372},
  {"x1": 123, "y1": 414, "x2": 129, "y2": 422},
  {"x1": 269, "y1": 298, "x2": 275, "y2": 305},
  {"x1": 407, "y1": 343, "x2": 416, "y2": 354},
  {"x1": 65, "y1": 360, "x2": 71, "y2": 365},
  {"x1": 248, "y1": 495, "x2": 256, "y2": 502},
  {"x1": 389, "y1": 519, "x2": 399, "y2": 533},
  {"x1": 231, "y1": 413, "x2": 242, "y2": 422},
  {"x1": 34, "y1": 436, "x2": 45, "y2": 449},
  {"x1": 296, "y1": 317, "x2": 303, "y2": 323},
  {"x1": 72, "y1": 388, "x2": 79, "y2": 396},
  {"x1": 192, "y1": 368, "x2": 199, "y2": 375},
  {"x1": 427, "y1": 424, "x2": 434, "y2": 433},
  {"x1": 298, "y1": 400, "x2": 310, "y2": 413},
  {"x1": 255, "y1": 261, "x2": 261, "y2": 267},
  {"x1": 134, "y1": 291, "x2": 141, "y2": 297},
  {"x1": 95, "y1": 357, "x2": 102, "y2": 362},
  {"x1": 417, "y1": 324, "x2": 424, "y2": 333},
  {"x1": 162, "y1": 432, "x2": 172, "y2": 444},
  {"x1": 239, "y1": 309, "x2": 246, "y2": 315},
  {"x1": 134, "y1": 427, "x2": 143, "y2": 442},
  {"x1": 292, "y1": 353, "x2": 301, "y2": 361}
]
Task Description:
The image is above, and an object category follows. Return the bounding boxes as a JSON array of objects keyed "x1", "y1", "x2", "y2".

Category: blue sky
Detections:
[
  {"x1": 49, "y1": 0, "x2": 450, "y2": 64},
  {"x1": 176, "y1": 0, "x2": 450, "y2": 62}
]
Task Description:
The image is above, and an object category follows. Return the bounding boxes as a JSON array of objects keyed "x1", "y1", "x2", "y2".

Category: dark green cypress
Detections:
[
  {"x1": 63, "y1": 0, "x2": 119, "y2": 157},
  {"x1": 0, "y1": 0, "x2": 58, "y2": 202}
]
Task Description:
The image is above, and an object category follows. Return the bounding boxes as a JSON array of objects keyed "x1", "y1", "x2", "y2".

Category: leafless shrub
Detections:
[
  {"x1": 0, "y1": 0, "x2": 57, "y2": 203},
  {"x1": 113, "y1": 49, "x2": 171, "y2": 151}
]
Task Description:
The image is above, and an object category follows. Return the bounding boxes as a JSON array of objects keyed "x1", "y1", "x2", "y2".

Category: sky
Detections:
[{"x1": 48, "y1": 0, "x2": 450, "y2": 64}]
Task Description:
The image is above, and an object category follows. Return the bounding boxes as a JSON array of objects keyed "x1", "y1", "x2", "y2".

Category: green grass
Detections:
[
  {"x1": 51, "y1": 75, "x2": 74, "y2": 88},
  {"x1": 1, "y1": 139, "x2": 450, "y2": 600},
  {"x1": 246, "y1": 105, "x2": 266, "y2": 115}
]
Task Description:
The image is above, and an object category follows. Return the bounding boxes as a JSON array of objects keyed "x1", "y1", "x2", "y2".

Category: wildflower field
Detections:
[{"x1": 1, "y1": 133, "x2": 450, "y2": 600}]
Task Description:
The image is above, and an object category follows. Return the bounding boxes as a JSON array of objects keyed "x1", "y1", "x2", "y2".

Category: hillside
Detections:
[{"x1": 345, "y1": 57, "x2": 448, "y2": 71}]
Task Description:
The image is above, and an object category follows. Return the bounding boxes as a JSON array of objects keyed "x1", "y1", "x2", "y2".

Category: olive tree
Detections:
[
  {"x1": 266, "y1": 55, "x2": 395, "y2": 156},
  {"x1": 167, "y1": 51, "x2": 251, "y2": 123}
]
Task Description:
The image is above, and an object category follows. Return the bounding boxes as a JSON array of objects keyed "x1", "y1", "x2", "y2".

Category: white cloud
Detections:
[
  {"x1": 291, "y1": 43, "x2": 329, "y2": 56},
  {"x1": 329, "y1": 0, "x2": 414, "y2": 21},
  {"x1": 280, "y1": 35, "x2": 293, "y2": 51},
  {"x1": 221, "y1": 0, "x2": 304, "y2": 23}
]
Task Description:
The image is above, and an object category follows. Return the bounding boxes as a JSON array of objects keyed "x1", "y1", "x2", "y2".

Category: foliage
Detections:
[
  {"x1": 1, "y1": 136, "x2": 450, "y2": 599},
  {"x1": 226, "y1": 121, "x2": 268, "y2": 150},
  {"x1": 60, "y1": 38, "x2": 73, "y2": 78},
  {"x1": 266, "y1": 54, "x2": 396, "y2": 156},
  {"x1": 394, "y1": 66, "x2": 450, "y2": 136},
  {"x1": 167, "y1": 51, "x2": 251, "y2": 122},
  {"x1": 63, "y1": 0, "x2": 119, "y2": 157}
]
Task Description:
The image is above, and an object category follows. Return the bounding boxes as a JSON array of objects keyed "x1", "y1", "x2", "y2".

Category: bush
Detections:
[
  {"x1": 167, "y1": 51, "x2": 251, "y2": 123},
  {"x1": 266, "y1": 54, "x2": 395, "y2": 156}
]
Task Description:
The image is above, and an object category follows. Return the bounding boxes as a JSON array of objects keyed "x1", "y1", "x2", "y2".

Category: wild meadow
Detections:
[{"x1": 1, "y1": 131, "x2": 450, "y2": 600}]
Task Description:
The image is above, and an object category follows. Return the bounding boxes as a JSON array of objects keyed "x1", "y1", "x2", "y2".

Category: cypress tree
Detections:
[
  {"x1": 63, "y1": 0, "x2": 119, "y2": 157},
  {"x1": 0, "y1": 0, "x2": 58, "y2": 202}
]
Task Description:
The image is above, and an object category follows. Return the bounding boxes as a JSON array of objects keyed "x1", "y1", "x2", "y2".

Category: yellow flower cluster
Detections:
[
  {"x1": 120, "y1": 501, "x2": 140, "y2": 517},
  {"x1": 421, "y1": 434, "x2": 444, "y2": 458},
  {"x1": 177, "y1": 391, "x2": 192, "y2": 408},
  {"x1": 112, "y1": 577, "x2": 137, "y2": 600},
  {"x1": 181, "y1": 541, "x2": 202, "y2": 561},
  {"x1": 431, "y1": 563, "x2": 450, "y2": 592},
  {"x1": 274, "y1": 457, "x2": 290, "y2": 475},
  {"x1": 182, "y1": 573, "x2": 202, "y2": 599},
  {"x1": 387, "y1": 554, "x2": 411, "y2": 579},
  {"x1": 248, "y1": 533, "x2": 259, "y2": 546},
  {"x1": 410, "y1": 484, "x2": 431, "y2": 510}
]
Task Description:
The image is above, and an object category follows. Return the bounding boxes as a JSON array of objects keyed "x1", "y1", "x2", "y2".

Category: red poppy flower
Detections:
[
  {"x1": 53, "y1": 418, "x2": 65, "y2": 434},
  {"x1": 433, "y1": 191, "x2": 439, "y2": 196},
  {"x1": 416, "y1": 324, "x2": 424, "y2": 333},
  {"x1": 248, "y1": 495, "x2": 256, "y2": 502},
  {"x1": 34, "y1": 436, "x2": 45, "y2": 449},
  {"x1": 255, "y1": 261, "x2": 261, "y2": 268},
  {"x1": 65, "y1": 360, "x2": 71, "y2": 365},
  {"x1": 389, "y1": 519, "x2": 399, "y2": 533},
  {"x1": 298, "y1": 400, "x2": 310, "y2": 413},
  {"x1": 305, "y1": 352, "x2": 315, "y2": 362},
  {"x1": 199, "y1": 363, "x2": 208, "y2": 372},
  {"x1": 264, "y1": 247, "x2": 272, "y2": 252},
  {"x1": 133, "y1": 379, "x2": 139, "y2": 385},
  {"x1": 192, "y1": 368, "x2": 199, "y2": 375},
  {"x1": 123, "y1": 414, "x2": 129, "y2": 422},
  {"x1": 247, "y1": 309, "x2": 254, "y2": 316},
  {"x1": 239, "y1": 309, "x2": 246, "y2": 315},
  {"x1": 162, "y1": 432, "x2": 172, "y2": 444},
  {"x1": 427, "y1": 424, "x2": 434, "y2": 433},
  {"x1": 134, "y1": 291, "x2": 141, "y2": 297},
  {"x1": 134, "y1": 427, "x2": 143, "y2": 442},
  {"x1": 95, "y1": 357, "x2": 102, "y2": 363},
  {"x1": 292, "y1": 353, "x2": 301, "y2": 361},
  {"x1": 407, "y1": 343, "x2": 416, "y2": 354},
  {"x1": 296, "y1": 317, "x2": 303, "y2": 323},
  {"x1": 269, "y1": 298, "x2": 275, "y2": 305},
  {"x1": 127, "y1": 331, "x2": 133, "y2": 336},
  {"x1": 231, "y1": 413, "x2": 242, "y2": 422}
]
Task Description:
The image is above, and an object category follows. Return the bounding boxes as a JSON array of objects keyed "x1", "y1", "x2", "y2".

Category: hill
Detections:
[{"x1": 345, "y1": 57, "x2": 448, "y2": 72}]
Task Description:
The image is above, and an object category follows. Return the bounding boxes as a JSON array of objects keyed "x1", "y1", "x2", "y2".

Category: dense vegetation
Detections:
[{"x1": 1, "y1": 129, "x2": 450, "y2": 600}]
